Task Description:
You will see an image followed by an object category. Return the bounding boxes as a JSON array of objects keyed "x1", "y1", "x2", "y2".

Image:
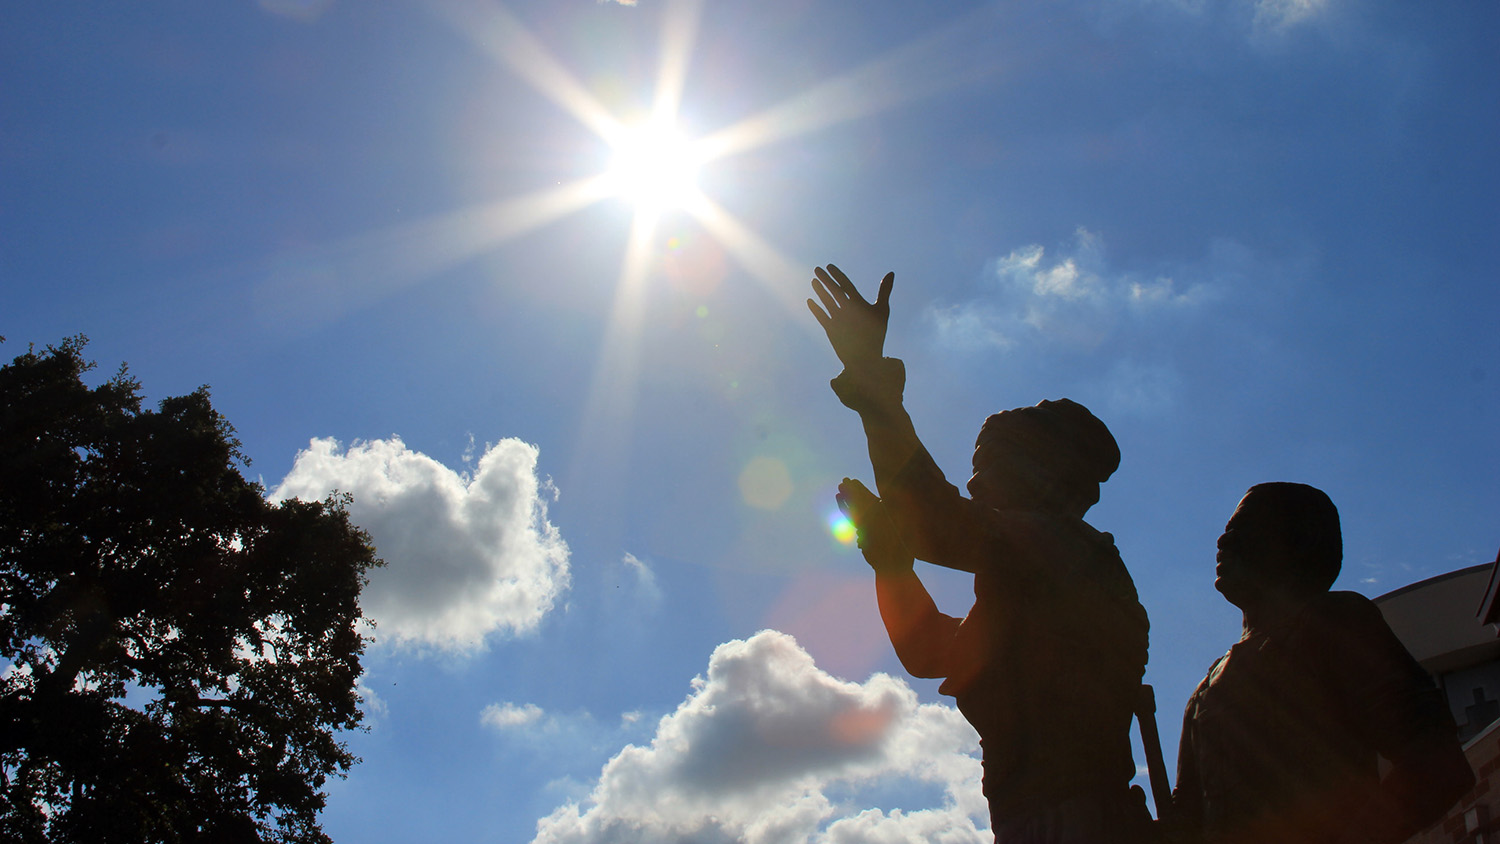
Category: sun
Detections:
[
  {"x1": 384, "y1": 0, "x2": 982, "y2": 512},
  {"x1": 604, "y1": 119, "x2": 702, "y2": 213}
]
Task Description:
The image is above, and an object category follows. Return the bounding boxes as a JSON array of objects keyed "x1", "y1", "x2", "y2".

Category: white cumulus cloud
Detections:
[
  {"x1": 270, "y1": 436, "x2": 570, "y2": 652},
  {"x1": 531, "y1": 630, "x2": 987, "y2": 844}
]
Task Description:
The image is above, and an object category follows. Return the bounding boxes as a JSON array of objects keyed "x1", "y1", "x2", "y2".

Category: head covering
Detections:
[{"x1": 973, "y1": 399, "x2": 1119, "y2": 513}]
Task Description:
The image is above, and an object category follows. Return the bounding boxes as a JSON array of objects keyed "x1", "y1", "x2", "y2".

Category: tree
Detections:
[{"x1": 0, "y1": 338, "x2": 381, "y2": 844}]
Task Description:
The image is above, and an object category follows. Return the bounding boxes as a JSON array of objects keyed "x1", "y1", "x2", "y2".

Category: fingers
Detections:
[
  {"x1": 824, "y1": 264, "x2": 864, "y2": 304},
  {"x1": 810, "y1": 275, "x2": 840, "y2": 316},
  {"x1": 813, "y1": 268, "x2": 848, "y2": 311},
  {"x1": 813, "y1": 264, "x2": 893, "y2": 308},
  {"x1": 839, "y1": 477, "x2": 873, "y2": 497},
  {"x1": 875, "y1": 271, "x2": 894, "y2": 309},
  {"x1": 806, "y1": 298, "x2": 832, "y2": 329},
  {"x1": 836, "y1": 478, "x2": 879, "y2": 522}
]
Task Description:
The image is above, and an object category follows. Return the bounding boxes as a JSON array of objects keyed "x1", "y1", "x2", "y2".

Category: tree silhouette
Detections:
[{"x1": 0, "y1": 337, "x2": 381, "y2": 844}]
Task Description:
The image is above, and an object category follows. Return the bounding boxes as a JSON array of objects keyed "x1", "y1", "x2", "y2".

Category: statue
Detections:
[
  {"x1": 1171, "y1": 483, "x2": 1475, "y2": 844},
  {"x1": 809, "y1": 265, "x2": 1156, "y2": 843}
]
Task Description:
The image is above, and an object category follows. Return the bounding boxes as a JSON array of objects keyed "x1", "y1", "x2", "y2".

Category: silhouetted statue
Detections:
[
  {"x1": 808, "y1": 265, "x2": 1155, "y2": 843},
  {"x1": 1171, "y1": 483, "x2": 1475, "y2": 844}
]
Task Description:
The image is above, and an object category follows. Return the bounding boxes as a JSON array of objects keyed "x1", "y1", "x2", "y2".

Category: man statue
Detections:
[
  {"x1": 1172, "y1": 482, "x2": 1475, "y2": 844},
  {"x1": 808, "y1": 264, "x2": 1155, "y2": 842}
]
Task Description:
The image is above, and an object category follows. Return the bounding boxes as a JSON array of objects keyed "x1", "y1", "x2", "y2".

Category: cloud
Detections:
[
  {"x1": 923, "y1": 229, "x2": 1270, "y2": 417},
  {"x1": 483, "y1": 701, "x2": 548, "y2": 730},
  {"x1": 599, "y1": 553, "x2": 664, "y2": 623},
  {"x1": 929, "y1": 227, "x2": 1209, "y2": 354},
  {"x1": 531, "y1": 630, "x2": 987, "y2": 844},
  {"x1": 927, "y1": 303, "x2": 1014, "y2": 353},
  {"x1": 355, "y1": 677, "x2": 389, "y2": 720},
  {"x1": 619, "y1": 553, "x2": 663, "y2": 608},
  {"x1": 1104, "y1": 359, "x2": 1183, "y2": 417},
  {"x1": 270, "y1": 437, "x2": 570, "y2": 652},
  {"x1": 1253, "y1": 0, "x2": 1330, "y2": 32},
  {"x1": 1132, "y1": 0, "x2": 1332, "y2": 33}
]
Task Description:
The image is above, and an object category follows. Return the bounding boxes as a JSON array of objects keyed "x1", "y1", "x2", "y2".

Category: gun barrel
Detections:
[{"x1": 1136, "y1": 683, "x2": 1173, "y2": 823}]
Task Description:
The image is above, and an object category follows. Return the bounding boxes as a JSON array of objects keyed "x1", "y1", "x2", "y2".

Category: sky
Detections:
[{"x1": 3, "y1": 0, "x2": 1498, "y2": 841}]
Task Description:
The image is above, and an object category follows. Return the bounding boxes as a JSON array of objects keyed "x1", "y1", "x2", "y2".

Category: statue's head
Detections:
[
  {"x1": 1215, "y1": 482, "x2": 1341, "y2": 608},
  {"x1": 967, "y1": 398, "x2": 1119, "y2": 517}
]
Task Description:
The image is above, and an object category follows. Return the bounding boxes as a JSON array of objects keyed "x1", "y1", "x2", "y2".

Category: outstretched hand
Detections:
[
  {"x1": 837, "y1": 478, "x2": 912, "y2": 574},
  {"x1": 807, "y1": 264, "x2": 895, "y2": 367}
]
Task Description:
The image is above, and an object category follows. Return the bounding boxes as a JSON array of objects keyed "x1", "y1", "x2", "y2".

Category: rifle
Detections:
[{"x1": 1136, "y1": 683, "x2": 1173, "y2": 825}]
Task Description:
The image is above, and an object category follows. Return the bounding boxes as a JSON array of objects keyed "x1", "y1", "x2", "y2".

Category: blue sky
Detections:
[{"x1": 3, "y1": 0, "x2": 1497, "y2": 841}]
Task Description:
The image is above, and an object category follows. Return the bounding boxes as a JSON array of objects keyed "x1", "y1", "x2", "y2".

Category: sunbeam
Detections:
[
  {"x1": 563, "y1": 210, "x2": 661, "y2": 530},
  {"x1": 650, "y1": 0, "x2": 704, "y2": 124},
  {"x1": 419, "y1": 0, "x2": 998, "y2": 313},
  {"x1": 430, "y1": 0, "x2": 623, "y2": 141},
  {"x1": 409, "y1": 0, "x2": 1005, "y2": 476},
  {"x1": 697, "y1": 6, "x2": 1004, "y2": 164},
  {"x1": 682, "y1": 193, "x2": 809, "y2": 323},
  {"x1": 253, "y1": 177, "x2": 612, "y2": 325}
]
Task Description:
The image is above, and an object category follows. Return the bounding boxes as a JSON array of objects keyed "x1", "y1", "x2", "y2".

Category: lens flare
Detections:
[
  {"x1": 829, "y1": 511, "x2": 857, "y2": 545},
  {"x1": 739, "y1": 456, "x2": 793, "y2": 511}
]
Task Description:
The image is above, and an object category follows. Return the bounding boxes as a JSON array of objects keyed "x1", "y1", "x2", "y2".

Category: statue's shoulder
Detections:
[
  {"x1": 991, "y1": 511, "x2": 1123, "y2": 566},
  {"x1": 1309, "y1": 590, "x2": 1384, "y2": 629},
  {"x1": 1189, "y1": 651, "x2": 1231, "y2": 705},
  {"x1": 997, "y1": 509, "x2": 1111, "y2": 543}
]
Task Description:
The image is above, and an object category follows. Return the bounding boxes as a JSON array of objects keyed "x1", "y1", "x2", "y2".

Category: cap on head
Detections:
[
  {"x1": 1236, "y1": 482, "x2": 1342, "y2": 592},
  {"x1": 973, "y1": 398, "x2": 1119, "y2": 514}
]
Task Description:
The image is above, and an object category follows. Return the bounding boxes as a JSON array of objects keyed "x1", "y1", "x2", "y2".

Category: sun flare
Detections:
[
  {"x1": 405, "y1": 0, "x2": 987, "y2": 520},
  {"x1": 604, "y1": 119, "x2": 702, "y2": 213}
]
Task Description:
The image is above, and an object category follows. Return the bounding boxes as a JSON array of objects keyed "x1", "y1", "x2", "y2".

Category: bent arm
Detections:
[
  {"x1": 1344, "y1": 679, "x2": 1474, "y2": 844},
  {"x1": 875, "y1": 569, "x2": 961, "y2": 679},
  {"x1": 837, "y1": 478, "x2": 962, "y2": 679},
  {"x1": 1351, "y1": 739, "x2": 1474, "y2": 844},
  {"x1": 1334, "y1": 596, "x2": 1475, "y2": 843}
]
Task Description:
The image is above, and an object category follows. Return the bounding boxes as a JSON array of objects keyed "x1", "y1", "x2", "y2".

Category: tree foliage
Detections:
[{"x1": 0, "y1": 338, "x2": 380, "y2": 843}]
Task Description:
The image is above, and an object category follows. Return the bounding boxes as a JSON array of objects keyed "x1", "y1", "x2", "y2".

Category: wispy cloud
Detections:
[
  {"x1": 355, "y1": 677, "x2": 389, "y2": 721},
  {"x1": 532, "y1": 630, "x2": 987, "y2": 844},
  {"x1": 482, "y1": 701, "x2": 548, "y2": 730},
  {"x1": 618, "y1": 553, "x2": 663, "y2": 609},
  {"x1": 271, "y1": 437, "x2": 570, "y2": 653},
  {"x1": 929, "y1": 227, "x2": 1210, "y2": 354},
  {"x1": 1104, "y1": 359, "x2": 1184, "y2": 417},
  {"x1": 927, "y1": 303, "x2": 1015, "y2": 353},
  {"x1": 1132, "y1": 0, "x2": 1333, "y2": 34},
  {"x1": 1253, "y1": 0, "x2": 1331, "y2": 33}
]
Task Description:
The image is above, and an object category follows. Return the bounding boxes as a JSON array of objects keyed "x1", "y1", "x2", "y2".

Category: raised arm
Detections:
[
  {"x1": 838, "y1": 479, "x2": 959, "y2": 678},
  {"x1": 810, "y1": 265, "x2": 990, "y2": 571}
]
